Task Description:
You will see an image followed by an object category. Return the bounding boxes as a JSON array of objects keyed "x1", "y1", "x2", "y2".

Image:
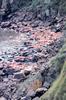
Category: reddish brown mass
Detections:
[{"x1": 0, "y1": 24, "x2": 62, "y2": 71}]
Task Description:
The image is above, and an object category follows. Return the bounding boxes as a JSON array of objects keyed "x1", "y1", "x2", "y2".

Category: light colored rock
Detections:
[
  {"x1": 33, "y1": 97, "x2": 40, "y2": 100},
  {"x1": 27, "y1": 89, "x2": 36, "y2": 97},
  {"x1": 1, "y1": 21, "x2": 11, "y2": 28},
  {"x1": 3, "y1": 78, "x2": 9, "y2": 82},
  {"x1": 21, "y1": 96, "x2": 31, "y2": 100},
  {"x1": 36, "y1": 87, "x2": 47, "y2": 93},
  {"x1": 0, "y1": 97, "x2": 6, "y2": 100}
]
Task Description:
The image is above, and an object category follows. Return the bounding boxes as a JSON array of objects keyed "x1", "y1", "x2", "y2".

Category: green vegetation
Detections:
[
  {"x1": 41, "y1": 62, "x2": 66, "y2": 100},
  {"x1": 40, "y1": 41, "x2": 66, "y2": 100}
]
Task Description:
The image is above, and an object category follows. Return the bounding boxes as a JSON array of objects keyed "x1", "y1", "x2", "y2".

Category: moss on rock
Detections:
[{"x1": 40, "y1": 42, "x2": 66, "y2": 100}]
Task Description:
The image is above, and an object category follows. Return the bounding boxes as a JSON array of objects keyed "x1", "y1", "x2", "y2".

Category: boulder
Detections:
[
  {"x1": 3, "y1": 68, "x2": 16, "y2": 76},
  {"x1": 35, "y1": 87, "x2": 47, "y2": 97},
  {"x1": 21, "y1": 96, "x2": 31, "y2": 100},
  {"x1": 0, "y1": 97, "x2": 6, "y2": 100},
  {"x1": 16, "y1": 72, "x2": 43, "y2": 97},
  {"x1": 55, "y1": 23, "x2": 62, "y2": 32},
  {"x1": 32, "y1": 55, "x2": 39, "y2": 63},
  {"x1": 1, "y1": 21, "x2": 11, "y2": 28},
  {"x1": 14, "y1": 72, "x2": 27, "y2": 80},
  {"x1": 27, "y1": 89, "x2": 36, "y2": 98},
  {"x1": 24, "y1": 70, "x2": 31, "y2": 76}
]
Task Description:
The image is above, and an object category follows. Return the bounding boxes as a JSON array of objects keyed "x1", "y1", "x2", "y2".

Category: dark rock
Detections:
[
  {"x1": 0, "y1": 58, "x2": 2, "y2": 61},
  {"x1": 46, "y1": 47, "x2": 52, "y2": 53},
  {"x1": 0, "y1": 66, "x2": 3, "y2": 70},
  {"x1": 35, "y1": 87, "x2": 47, "y2": 97},
  {"x1": 23, "y1": 58, "x2": 31, "y2": 63},
  {"x1": 32, "y1": 55, "x2": 39, "y2": 63},
  {"x1": 22, "y1": 52, "x2": 29, "y2": 57},
  {"x1": 24, "y1": 70, "x2": 30, "y2": 76},
  {"x1": 41, "y1": 67, "x2": 49, "y2": 77},
  {"x1": 54, "y1": 47, "x2": 59, "y2": 53},
  {"x1": 14, "y1": 72, "x2": 26, "y2": 80},
  {"x1": 15, "y1": 57, "x2": 31, "y2": 63},
  {"x1": 1, "y1": 21, "x2": 11, "y2": 28},
  {"x1": 36, "y1": 87, "x2": 47, "y2": 92},
  {"x1": 22, "y1": 22, "x2": 27, "y2": 26},
  {"x1": 37, "y1": 48, "x2": 42, "y2": 52},
  {"x1": 0, "y1": 90, "x2": 4, "y2": 97},
  {"x1": 24, "y1": 14, "x2": 32, "y2": 21},
  {"x1": 63, "y1": 51, "x2": 66, "y2": 54},
  {"x1": 24, "y1": 42, "x2": 31, "y2": 47},
  {"x1": 11, "y1": 23, "x2": 17, "y2": 30},
  {"x1": 37, "y1": 14, "x2": 42, "y2": 20},
  {"x1": 49, "y1": 17, "x2": 58, "y2": 26},
  {"x1": 15, "y1": 59, "x2": 23, "y2": 63},
  {"x1": 43, "y1": 81, "x2": 50, "y2": 89},
  {"x1": 3, "y1": 68, "x2": 16, "y2": 76}
]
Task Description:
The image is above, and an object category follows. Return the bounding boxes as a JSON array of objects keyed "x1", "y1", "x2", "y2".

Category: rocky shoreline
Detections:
[
  {"x1": 0, "y1": 8, "x2": 64, "y2": 100},
  {"x1": 0, "y1": 37, "x2": 64, "y2": 100}
]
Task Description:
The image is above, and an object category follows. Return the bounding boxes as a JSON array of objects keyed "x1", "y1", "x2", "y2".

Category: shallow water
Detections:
[{"x1": 0, "y1": 28, "x2": 27, "y2": 53}]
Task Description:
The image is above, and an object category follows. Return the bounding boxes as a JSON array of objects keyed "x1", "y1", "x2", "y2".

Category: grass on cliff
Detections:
[{"x1": 40, "y1": 42, "x2": 66, "y2": 100}]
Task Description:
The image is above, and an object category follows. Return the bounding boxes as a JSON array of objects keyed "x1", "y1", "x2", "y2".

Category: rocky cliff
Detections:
[
  {"x1": 0, "y1": 0, "x2": 66, "y2": 22},
  {"x1": 0, "y1": 0, "x2": 65, "y2": 100}
]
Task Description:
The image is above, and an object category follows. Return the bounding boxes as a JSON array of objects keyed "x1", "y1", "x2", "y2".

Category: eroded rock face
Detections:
[
  {"x1": 0, "y1": 0, "x2": 20, "y2": 21},
  {"x1": 0, "y1": 0, "x2": 31, "y2": 13},
  {"x1": 0, "y1": 0, "x2": 11, "y2": 20},
  {"x1": 0, "y1": 0, "x2": 29, "y2": 21}
]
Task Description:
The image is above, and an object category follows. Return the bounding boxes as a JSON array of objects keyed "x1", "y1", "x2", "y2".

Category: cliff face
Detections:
[
  {"x1": 0, "y1": 0, "x2": 66, "y2": 14},
  {"x1": 0, "y1": 0, "x2": 18, "y2": 12},
  {"x1": 0, "y1": 0, "x2": 66, "y2": 21},
  {"x1": 0, "y1": 0, "x2": 32, "y2": 11},
  {"x1": 0, "y1": 0, "x2": 51, "y2": 21},
  {"x1": 0, "y1": 0, "x2": 32, "y2": 20}
]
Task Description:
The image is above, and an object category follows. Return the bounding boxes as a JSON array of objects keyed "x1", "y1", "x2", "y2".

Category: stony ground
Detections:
[{"x1": 0, "y1": 10, "x2": 64, "y2": 100}]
